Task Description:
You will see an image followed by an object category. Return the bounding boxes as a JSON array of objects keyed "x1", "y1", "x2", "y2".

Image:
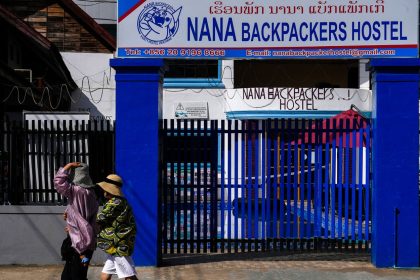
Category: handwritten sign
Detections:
[{"x1": 225, "y1": 88, "x2": 371, "y2": 114}]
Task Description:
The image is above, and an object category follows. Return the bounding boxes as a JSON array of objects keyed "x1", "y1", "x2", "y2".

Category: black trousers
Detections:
[{"x1": 61, "y1": 248, "x2": 93, "y2": 280}]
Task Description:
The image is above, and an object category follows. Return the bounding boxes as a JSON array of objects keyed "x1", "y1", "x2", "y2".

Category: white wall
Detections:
[
  {"x1": 60, "y1": 56, "x2": 371, "y2": 122},
  {"x1": 162, "y1": 60, "x2": 234, "y2": 120},
  {"x1": 359, "y1": 59, "x2": 370, "y2": 90},
  {"x1": 0, "y1": 206, "x2": 106, "y2": 265},
  {"x1": 62, "y1": 53, "x2": 230, "y2": 121},
  {"x1": 61, "y1": 52, "x2": 116, "y2": 121}
]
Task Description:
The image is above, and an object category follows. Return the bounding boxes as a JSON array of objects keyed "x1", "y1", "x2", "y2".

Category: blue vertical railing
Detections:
[
  {"x1": 299, "y1": 119, "x2": 306, "y2": 241},
  {"x1": 306, "y1": 119, "x2": 313, "y2": 239},
  {"x1": 261, "y1": 120, "x2": 266, "y2": 250},
  {"x1": 234, "y1": 120, "x2": 239, "y2": 252},
  {"x1": 331, "y1": 119, "x2": 337, "y2": 240},
  {"x1": 162, "y1": 117, "x2": 372, "y2": 254},
  {"x1": 286, "y1": 119, "x2": 292, "y2": 240},
  {"x1": 266, "y1": 120, "x2": 272, "y2": 244},
  {"x1": 337, "y1": 119, "x2": 344, "y2": 242},
  {"x1": 254, "y1": 121, "x2": 259, "y2": 249}
]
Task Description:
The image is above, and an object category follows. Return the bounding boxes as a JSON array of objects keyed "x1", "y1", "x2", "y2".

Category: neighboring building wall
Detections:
[
  {"x1": 13, "y1": 3, "x2": 111, "y2": 53},
  {"x1": 0, "y1": 2, "x2": 113, "y2": 266},
  {"x1": 62, "y1": 52, "x2": 116, "y2": 120},
  {"x1": 74, "y1": 0, "x2": 116, "y2": 25},
  {"x1": 0, "y1": 206, "x2": 106, "y2": 265}
]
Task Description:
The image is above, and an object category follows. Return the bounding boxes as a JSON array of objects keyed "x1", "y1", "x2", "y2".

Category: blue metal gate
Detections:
[{"x1": 161, "y1": 116, "x2": 371, "y2": 254}]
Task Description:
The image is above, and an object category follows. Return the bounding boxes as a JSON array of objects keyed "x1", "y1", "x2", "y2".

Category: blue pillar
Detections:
[
  {"x1": 110, "y1": 58, "x2": 164, "y2": 266},
  {"x1": 368, "y1": 58, "x2": 420, "y2": 268}
]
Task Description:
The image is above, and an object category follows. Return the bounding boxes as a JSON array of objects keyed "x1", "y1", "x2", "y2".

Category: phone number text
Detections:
[{"x1": 124, "y1": 48, "x2": 226, "y2": 57}]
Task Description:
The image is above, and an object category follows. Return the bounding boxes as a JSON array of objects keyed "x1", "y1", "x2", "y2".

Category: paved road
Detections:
[{"x1": 2, "y1": 253, "x2": 420, "y2": 280}]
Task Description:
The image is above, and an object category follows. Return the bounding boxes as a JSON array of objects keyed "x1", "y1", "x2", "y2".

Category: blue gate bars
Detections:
[{"x1": 161, "y1": 117, "x2": 372, "y2": 253}]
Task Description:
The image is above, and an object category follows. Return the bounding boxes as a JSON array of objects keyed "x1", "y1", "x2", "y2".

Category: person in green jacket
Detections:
[{"x1": 96, "y1": 174, "x2": 137, "y2": 280}]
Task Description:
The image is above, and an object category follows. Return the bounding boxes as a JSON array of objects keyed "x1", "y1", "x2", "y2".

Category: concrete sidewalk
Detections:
[{"x1": 2, "y1": 253, "x2": 420, "y2": 280}]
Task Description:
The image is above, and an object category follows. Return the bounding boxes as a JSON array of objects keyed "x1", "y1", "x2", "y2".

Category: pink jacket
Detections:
[{"x1": 54, "y1": 168, "x2": 99, "y2": 254}]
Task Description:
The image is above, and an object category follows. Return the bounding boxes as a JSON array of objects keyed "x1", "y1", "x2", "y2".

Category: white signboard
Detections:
[
  {"x1": 117, "y1": 0, "x2": 418, "y2": 59},
  {"x1": 225, "y1": 88, "x2": 371, "y2": 115},
  {"x1": 174, "y1": 101, "x2": 208, "y2": 119}
]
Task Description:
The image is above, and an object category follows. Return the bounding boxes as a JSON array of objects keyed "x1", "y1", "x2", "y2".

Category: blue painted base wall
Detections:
[
  {"x1": 369, "y1": 58, "x2": 420, "y2": 268},
  {"x1": 111, "y1": 59, "x2": 165, "y2": 266}
]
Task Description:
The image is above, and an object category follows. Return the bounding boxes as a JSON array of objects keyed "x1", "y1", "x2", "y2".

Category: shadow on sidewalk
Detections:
[{"x1": 161, "y1": 251, "x2": 370, "y2": 267}]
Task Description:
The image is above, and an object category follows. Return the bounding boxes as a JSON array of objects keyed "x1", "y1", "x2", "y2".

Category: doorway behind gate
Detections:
[{"x1": 161, "y1": 117, "x2": 371, "y2": 254}]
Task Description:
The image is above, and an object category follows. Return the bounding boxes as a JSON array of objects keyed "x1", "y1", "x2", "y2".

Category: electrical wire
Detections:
[
  {"x1": 1, "y1": 84, "x2": 71, "y2": 109},
  {"x1": 1, "y1": 62, "x2": 371, "y2": 111},
  {"x1": 1, "y1": 68, "x2": 114, "y2": 108}
]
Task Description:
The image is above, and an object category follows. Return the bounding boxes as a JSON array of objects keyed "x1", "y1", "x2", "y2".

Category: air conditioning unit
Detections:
[{"x1": 14, "y1": 69, "x2": 32, "y2": 83}]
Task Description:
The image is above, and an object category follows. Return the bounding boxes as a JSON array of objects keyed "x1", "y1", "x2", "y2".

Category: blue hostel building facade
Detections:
[{"x1": 112, "y1": 0, "x2": 420, "y2": 268}]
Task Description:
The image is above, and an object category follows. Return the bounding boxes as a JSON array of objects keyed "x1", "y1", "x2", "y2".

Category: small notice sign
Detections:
[{"x1": 174, "y1": 102, "x2": 208, "y2": 119}]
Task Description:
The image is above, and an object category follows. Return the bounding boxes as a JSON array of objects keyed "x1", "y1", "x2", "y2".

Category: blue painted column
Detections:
[
  {"x1": 110, "y1": 59, "x2": 165, "y2": 266},
  {"x1": 368, "y1": 59, "x2": 420, "y2": 268}
]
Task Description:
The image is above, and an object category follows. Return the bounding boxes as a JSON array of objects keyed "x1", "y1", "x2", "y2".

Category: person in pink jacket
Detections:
[{"x1": 54, "y1": 162, "x2": 99, "y2": 280}]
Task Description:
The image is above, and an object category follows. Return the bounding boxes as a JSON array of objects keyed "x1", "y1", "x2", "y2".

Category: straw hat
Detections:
[
  {"x1": 97, "y1": 174, "x2": 124, "y2": 197},
  {"x1": 70, "y1": 163, "x2": 94, "y2": 189}
]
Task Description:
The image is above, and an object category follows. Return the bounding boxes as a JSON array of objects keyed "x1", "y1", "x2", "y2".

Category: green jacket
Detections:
[{"x1": 97, "y1": 197, "x2": 136, "y2": 257}]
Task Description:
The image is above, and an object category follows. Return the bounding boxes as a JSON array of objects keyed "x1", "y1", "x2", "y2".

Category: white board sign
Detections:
[
  {"x1": 117, "y1": 0, "x2": 418, "y2": 59},
  {"x1": 174, "y1": 102, "x2": 208, "y2": 119}
]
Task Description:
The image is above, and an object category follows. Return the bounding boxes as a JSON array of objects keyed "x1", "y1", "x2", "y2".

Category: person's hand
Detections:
[
  {"x1": 64, "y1": 226, "x2": 70, "y2": 233},
  {"x1": 63, "y1": 162, "x2": 81, "y2": 171},
  {"x1": 63, "y1": 212, "x2": 67, "y2": 221},
  {"x1": 80, "y1": 255, "x2": 90, "y2": 266}
]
